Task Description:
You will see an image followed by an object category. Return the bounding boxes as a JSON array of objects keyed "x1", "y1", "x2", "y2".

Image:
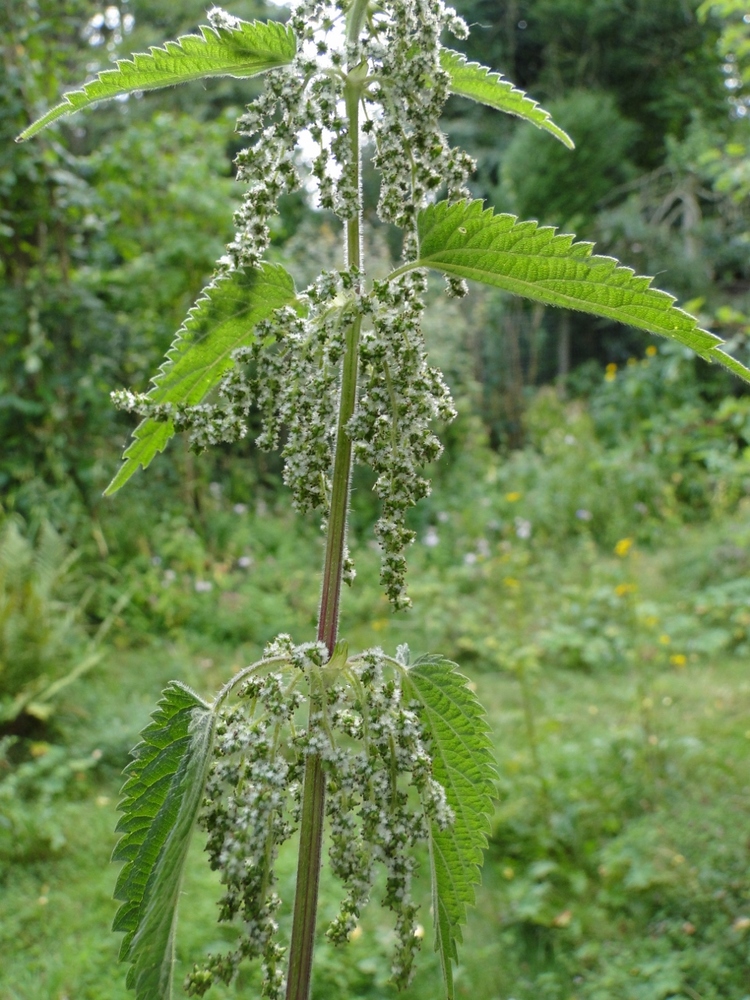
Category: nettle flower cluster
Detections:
[
  {"x1": 185, "y1": 636, "x2": 452, "y2": 998},
  {"x1": 355, "y1": 273, "x2": 457, "y2": 605},
  {"x1": 114, "y1": 0, "x2": 474, "y2": 606},
  {"x1": 217, "y1": 0, "x2": 473, "y2": 259}
]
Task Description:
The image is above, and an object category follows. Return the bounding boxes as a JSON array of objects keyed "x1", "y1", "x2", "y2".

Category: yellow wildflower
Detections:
[
  {"x1": 645, "y1": 345, "x2": 657, "y2": 357},
  {"x1": 614, "y1": 537, "x2": 633, "y2": 557},
  {"x1": 505, "y1": 491, "x2": 522, "y2": 502},
  {"x1": 615, "y1": 582, "x2": 637, "y2": 597},
  {"x1": 604, "y1": 362, "x2": 617, "y2": 382},
  {"x1": 658, "y1": 634, "x2": 671, "y2": 645},
  {"x1": 670, "y1": 653, "x2": 687, "y2": 667},
  {"x1": 503, "y1": 576, "x2": 520, "y2": 589}
]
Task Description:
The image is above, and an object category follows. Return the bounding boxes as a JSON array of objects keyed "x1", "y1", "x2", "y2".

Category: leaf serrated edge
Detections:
[
  {"x1": 17, "y1": 18, "x2": 296, "y2": 141},
  {"x1": 144, "y1": 264, "x2": 296, "y2": 400},
  {"x1": 397, "y1": 199, "x2": 750, "y2": 385},
  {"x1": 401, "y1": 655, "x2": 496, "y2": 998},
  {"x1": 104, "y1": 263, "x2": 300, "y2": 495},
  {"x1": 441, "y1": 48, "x2": 574, "y2": 149},
  {"x1": 111, "y1": 680, "x2": 215, "y2": 1000}
]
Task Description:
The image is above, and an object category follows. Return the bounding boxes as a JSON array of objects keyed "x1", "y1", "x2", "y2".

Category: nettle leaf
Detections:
[
  {"x1": 17, "y1": 18, "x2": 296, "y2": 141},
  {"x1": 402, "y1": 655, "x2": 496, "y2": 999},
  {"x1": 441, "y1": 49, "x2": 574, "y2": 150},
  {"x1": 113, "y1": 681, "x2": 215, "y2": 1000},
  {"x1": 106, "y1": 263, "x2": 300, "y2": 495},
  {"x1": 408, "y1": 200, "x2": 750, "y2": 383}
]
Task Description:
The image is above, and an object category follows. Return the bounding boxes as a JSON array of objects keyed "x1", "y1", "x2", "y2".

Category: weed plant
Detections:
[{"x1": 14, "y1": 2, "x2": 750, "y2": 999}]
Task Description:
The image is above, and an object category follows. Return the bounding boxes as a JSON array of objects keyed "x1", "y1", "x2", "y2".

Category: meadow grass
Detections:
[
  {"x1": 2, "y1": 533, "x2": 749, "y2": 1000},
  {"x1": 4, "y1": 442, "x2": 750, "y2": 1000}
]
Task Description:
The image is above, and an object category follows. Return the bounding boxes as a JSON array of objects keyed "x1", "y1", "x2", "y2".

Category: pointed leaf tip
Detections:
[
  {"x1": 112, "y1": 681, "x2": 214, "y2": 1000},
  {"x1": 441, "y1": 49, "x2": 574, "y2": 149},
  {"x1": 402, "y1": 655, "x2": 496, "y2": 995},
  {"x1": 17, "y1": 17, "x2": 296, "y2": 141},
  {"x1": 105, "y1": 263, "x2": 299, "y2": 495},
  {"x1": 408, "y1": 200, "x2": 750, "y2": 385}
]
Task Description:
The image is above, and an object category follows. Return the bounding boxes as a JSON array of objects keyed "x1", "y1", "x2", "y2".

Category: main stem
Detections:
[{"x1": 285, "y1": 59, "x2": 364, "y2": 1000}]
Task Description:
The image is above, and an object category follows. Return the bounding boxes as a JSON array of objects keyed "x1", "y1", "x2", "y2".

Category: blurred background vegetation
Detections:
[{"x1": 2, "y1": 1, "x2": 750, "y2": 998}]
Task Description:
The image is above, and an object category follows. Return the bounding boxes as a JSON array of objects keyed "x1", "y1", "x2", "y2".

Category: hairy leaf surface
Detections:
[
  {"x1": 408, "y1": 200, "x2": 750, "y2": 383},
  {"x1": 106, "y1": 263, "x2": 299, "y2": 495},
  {"x1": 17, "y1": 18, "x2": 296, "y2": 140},
  {"x1": 441, "y1": 49, "x2": 574, "y2": 149},
  {"x1": 402, "y1": 655, "x2": 496, "y2": 999},
  {"x1": 113, "y1": 681, "x2": 214, "y2": 1000}
]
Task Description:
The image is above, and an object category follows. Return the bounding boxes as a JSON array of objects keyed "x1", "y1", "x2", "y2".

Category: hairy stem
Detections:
[
  {"x1": 317, "y1": 314, "x2": 362, "y2": 647},
  {"x1": 285, "y1": 64, "x2": 364, "y2": 1000}
]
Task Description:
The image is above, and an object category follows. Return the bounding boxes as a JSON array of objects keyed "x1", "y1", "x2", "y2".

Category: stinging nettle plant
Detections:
[{"x1": 18, "y1": 3, "x2": 750, "y2": 999}]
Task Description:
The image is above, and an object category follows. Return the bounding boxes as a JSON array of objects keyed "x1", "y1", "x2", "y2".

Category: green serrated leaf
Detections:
[
  {"x1": 113, "y1": 681, "x2": 214, "y2": 1000},
  {"x1": 405, "y1": 199, "x2": 750, "y2": 384},
  {"x1": 105, "y1": 263, "x2": 300, "y2": 495},
  {"x1": 402, "y1": 655, "x2": 496, "y2": 999},
  {"x1": 441, "y1": 49, "x2": 574, "y2": 150},
  {"x1": 17, "y1": 18, "x2": 296, "y2": 141}
]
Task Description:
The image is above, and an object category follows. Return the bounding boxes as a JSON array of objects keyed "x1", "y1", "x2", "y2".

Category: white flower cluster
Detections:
[
  {"x1": 352, "y1": 273, "x2": 457, "y2": 608},
  {"x1": 111, "y1": 383, "x2": 251, "y2": 452},
  {"x1": 219, "y1": 0, "x2": 474, "y2": 260},
  {"x1": 115, "y1": 0, "x2": 478, "y2": 606},
  {"x1": 223, "y1": 0, "x2": 363, "y2": 271},
  {"x1": 206, "y1": 6, "x2": 240, "y2": 32},
  {"x1": 186, "y1": 673, "x2": 303, "y2": 999},
  {"x1": 362, "y1": 0, "x2": 474, "y2": 245},
  {"x1": 225, "y1": 64, "x2": 305, "y2": 269},
  {"x1": 114, "y1": 272, "x2": 456, "y2": 609},
  {"x1": 263, "y1": 631, "x2": 328, "y2": 670},
  {"x1": 186, "y1": 637, "x2": 452, "y2": 995},
  {"x1": 112, "y1": 272, "x2": 356, "y2": 516},
  {"x1": 251, "y1": 272, "x2": 358, "y2": 514},
  {"x1": 318, "y1": 646, "x2": 453, "y2": 988}
]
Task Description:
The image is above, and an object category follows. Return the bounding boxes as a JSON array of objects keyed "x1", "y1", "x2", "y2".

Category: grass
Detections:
[
  {"x1": 2, "y1": 627, "x2": 750, "y2": 998},
  {"x1": 4, "y1": 439, "x2": 750, "y2": 999}
]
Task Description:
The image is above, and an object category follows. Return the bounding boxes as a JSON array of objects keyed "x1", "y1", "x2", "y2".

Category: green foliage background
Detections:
[{"x1": 2, "y1": 1, "x2": 750, "y2": 999}]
